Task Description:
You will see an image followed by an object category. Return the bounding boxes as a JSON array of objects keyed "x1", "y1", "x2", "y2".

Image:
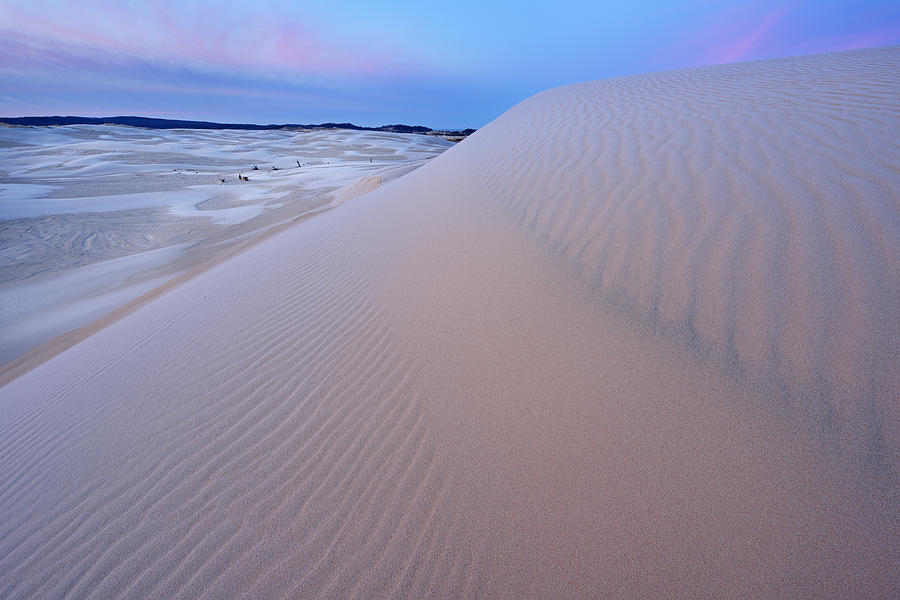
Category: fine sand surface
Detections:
[
  {"x1": 0, "y1": 125, "x2": 451, "y2": 365},
  {"x1": 1, "y1": 46, "x2": 898, "y2": 598}
]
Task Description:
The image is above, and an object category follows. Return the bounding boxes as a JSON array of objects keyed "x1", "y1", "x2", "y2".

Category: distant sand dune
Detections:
[
  {"x1": 0, "y1": 126, "x2": 450, "y2": 366},
  {"x1": 1, "y1": 47, "x2": 898, "y2": 598}
]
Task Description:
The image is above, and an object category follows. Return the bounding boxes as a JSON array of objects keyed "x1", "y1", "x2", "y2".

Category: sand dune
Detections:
[
  {"x1": 448, "y1": 45, "x2": 900, "y2": 478},
  {"x1": 1, "y1": 46, "x2": 898, "y2": 598}
]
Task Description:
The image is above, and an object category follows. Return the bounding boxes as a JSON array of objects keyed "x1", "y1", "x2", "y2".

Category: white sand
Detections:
[
  {"x1": 1, "y1": 46, "x2": 898, "y2": 598},
  {"x1": 0, "y1": 126, "x2": 451, "y2": 365}
]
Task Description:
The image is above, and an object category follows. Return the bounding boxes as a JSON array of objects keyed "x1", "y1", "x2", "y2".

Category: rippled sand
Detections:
[{"x1": 1, "y1": 47, "x2": 898, "y2": 598}]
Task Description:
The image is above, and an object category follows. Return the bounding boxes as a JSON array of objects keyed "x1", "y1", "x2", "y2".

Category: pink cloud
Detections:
[
  {"x1": 711, "y1": 3, "x2": 798, "y2": 64},
  {"x1": 0, "y1": 0, "x2": 419, "y2": 79}
]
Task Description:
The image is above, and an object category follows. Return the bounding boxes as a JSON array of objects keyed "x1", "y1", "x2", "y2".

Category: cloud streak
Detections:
[
  {"x1": 0, "y1": 1, "x2": 416, "y2": 79},
  {"x1": 713, "y1": 3, "x2": 798, "y2": 64}
]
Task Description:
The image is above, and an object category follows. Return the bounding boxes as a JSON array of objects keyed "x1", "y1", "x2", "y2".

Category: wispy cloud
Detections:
[
  {"x1": 0, "y1": 0, "x2": 418, "y2": 79},
  {"x1": 712, "y1": 3, "x2": 798, "y2": 64}
]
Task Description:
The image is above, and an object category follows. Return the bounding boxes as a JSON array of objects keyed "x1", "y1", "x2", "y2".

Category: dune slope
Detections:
[
  {"x1": 1, "y1": 46, "x2": 898, "y2": 598},
  {"x1": 450, "y1": 45, "x2": 900, "y2": 478}
]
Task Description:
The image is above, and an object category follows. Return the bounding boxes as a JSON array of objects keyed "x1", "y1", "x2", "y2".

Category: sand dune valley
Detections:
[{"x1": 1, "y1": 46, "x2": 898, "y2": 598}]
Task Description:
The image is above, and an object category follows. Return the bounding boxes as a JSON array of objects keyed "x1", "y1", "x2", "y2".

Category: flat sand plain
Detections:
[
  {"x1": 1, "y1": 47, "x2": 898, "y2": 598},
  {"x1": 0, "y1": 125, "x2": 451, "y2": 365}
]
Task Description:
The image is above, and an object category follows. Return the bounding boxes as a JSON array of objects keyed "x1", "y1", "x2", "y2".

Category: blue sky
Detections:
[{"x1": 1, "y1": 0, "x2": 898, "y2": 128}]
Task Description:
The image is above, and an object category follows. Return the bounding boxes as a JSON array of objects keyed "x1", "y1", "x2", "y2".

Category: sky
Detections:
[{"x1": 1, "y1": 0, "x2": 898, "y2": 128}]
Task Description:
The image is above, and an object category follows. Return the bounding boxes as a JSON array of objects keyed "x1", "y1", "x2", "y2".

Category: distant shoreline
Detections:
[{"x1": 0, "y1": 115, "x2": 476, "y2": 140}]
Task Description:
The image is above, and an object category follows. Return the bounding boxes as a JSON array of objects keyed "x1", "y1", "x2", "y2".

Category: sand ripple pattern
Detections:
[
  {"x1": 0, "y1": 209, "x2": 476, "y2": 599},
  {"x1": 453, "y1": 46, "x2": 900, "y2": 474},
  {"x1": 0, "y1": 47, "x2": 898, "y2": 598}
]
